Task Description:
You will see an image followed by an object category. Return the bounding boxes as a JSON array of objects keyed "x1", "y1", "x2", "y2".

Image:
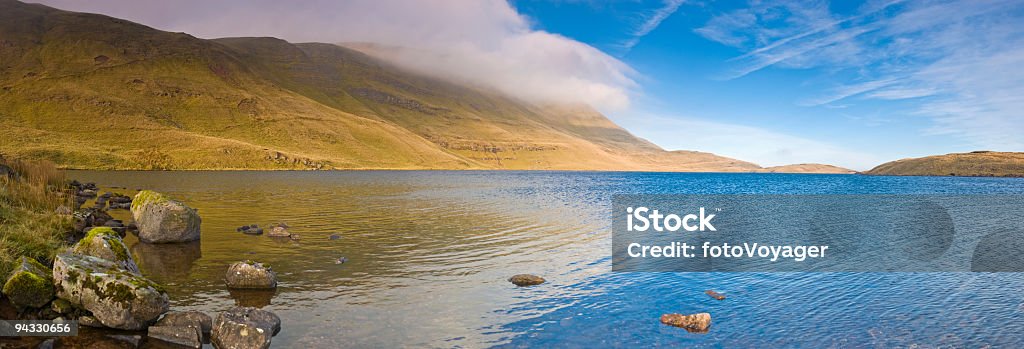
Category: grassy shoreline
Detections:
[{"x1": 0, "y1": 158, "x2": 73, "y2": 277}]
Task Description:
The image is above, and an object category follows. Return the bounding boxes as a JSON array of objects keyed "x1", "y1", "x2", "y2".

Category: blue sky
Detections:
[
  {"x1": 509, "y1": 0, "x2": 1024, "y2": 169},
  {"x1": 36, "y1": 0, "x2": 1024, "y2": 170}
]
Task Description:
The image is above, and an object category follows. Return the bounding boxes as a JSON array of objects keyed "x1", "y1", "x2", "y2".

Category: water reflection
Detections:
[
  {"x1": 130, "y1": 241, "x2": 202, "y2": 282},
  {"x1": 64, "y1": 171, "x2": 1024, "y2": 348},
  {"x1": 227, "y1": 289, "x2": 276, "y2": 308}
]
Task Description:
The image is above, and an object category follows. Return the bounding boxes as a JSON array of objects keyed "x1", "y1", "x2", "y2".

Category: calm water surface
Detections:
[{"x1": 68, "y1": 171, "x2": 1024, "y2": 348}]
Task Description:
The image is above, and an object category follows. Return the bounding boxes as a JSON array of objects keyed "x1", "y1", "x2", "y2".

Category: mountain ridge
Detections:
[
  {"x1": 865, "y1": 151, "x2": 1024, "y2": 177},
  {"x1": 0, "y1": 0, "x2": 851, "y2": 173}
]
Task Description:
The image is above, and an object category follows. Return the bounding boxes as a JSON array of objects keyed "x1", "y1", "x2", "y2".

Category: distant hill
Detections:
[
  {"x1": 760, "y1": 164, "x2": 856, "y2": 174},
  {"x1": 0, "y1": 0, "x2": 839, "y2": 173},
  {"x1": 865, "y1": 151, "x2": 1024, "y2": 177}
]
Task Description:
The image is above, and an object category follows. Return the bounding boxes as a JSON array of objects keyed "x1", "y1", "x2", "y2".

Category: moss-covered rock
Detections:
[
  {"x1": 211, "y1": 307, "x2": 281, "y2": 349},
  {"x1": 72, "y1": 227, "x2": 140, "y2": 274},
  {"x1": 2, "y1": 257, "x2": 55, "y2": 309},
  {"x1": 130, "y1": 190, "x2": 201, "y2": 243},
  {"x1": 52, "y1": 253, "x2": 169, "y2": 330},
  {"x1": 225, "y1": 261, "x2": 277, "y2": 289},
  {"x1": 51, "y1": 298, "x2": 74, "y2": 314}
]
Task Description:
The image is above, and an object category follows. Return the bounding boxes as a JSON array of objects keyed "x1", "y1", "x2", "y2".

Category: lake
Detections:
[{"x1": 66, "y1": 171, "x2": 1024, "y2": 348}]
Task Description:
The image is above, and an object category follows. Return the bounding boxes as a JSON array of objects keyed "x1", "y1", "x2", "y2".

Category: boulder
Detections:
[
  {"x1": 210, "y1": 307, "x2": 281, "y2": 349},
  {"x1": 130, "y1": 190, "x2": 201, "y2": 243},
  {"x1": 156, "y1": 310, "x2": 213, "y2": 334},
  {"x1": 508, "y1": 274, "x2": 545, "y2": 287},
  {"x1": 148, "y1": 325, "x2": 202, "y2": 348},
  {"x1": 71, "y1": 227, "x2": 140, "y2": 274},
  {"x1": 2, "y1": 257, "x2": 55, "y2": 309},
  {"x1": 52, "y1": 253, "x2": 169, "y2": 330},
  {"x1": 225, "y1": 261, "x2": 277, "y2": 289},
  {"x1": 660, "y1": 313, "x2": 712, "y2": 332}
]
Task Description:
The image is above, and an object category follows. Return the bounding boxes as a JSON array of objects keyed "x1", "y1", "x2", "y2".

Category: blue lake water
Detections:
[{"x1": 68, "y1": 171, "x2": 1024, "y2": 348}]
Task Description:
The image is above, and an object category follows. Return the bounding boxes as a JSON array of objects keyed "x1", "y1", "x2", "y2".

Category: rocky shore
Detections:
[{"x1": 0, "y1": 181, "x2": 284, "y2": 349}]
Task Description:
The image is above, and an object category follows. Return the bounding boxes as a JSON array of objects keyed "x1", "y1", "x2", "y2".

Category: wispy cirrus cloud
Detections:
[
  {"x1": 695, "y1": 0, "x2": 1024, "y2": 150},
  {"x1": 618, "y1": 0, "x2": 686, "y2": 52}
]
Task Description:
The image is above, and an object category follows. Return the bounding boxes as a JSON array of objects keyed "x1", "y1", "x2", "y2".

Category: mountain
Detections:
[
  {"x1": 760, "y1": 164, "x2": 855, "y2": 174},
  {"x1": 0, "y1": 0, "x2": 839, "y2": 172},
  {"x1": 865, "y1": 151, "x2": 1024, "y2": 177}
]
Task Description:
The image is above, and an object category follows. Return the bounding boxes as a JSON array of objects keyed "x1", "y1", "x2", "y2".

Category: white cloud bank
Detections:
[{"x1": 35, "y1": 0, "x2": 637, "y2": 110}]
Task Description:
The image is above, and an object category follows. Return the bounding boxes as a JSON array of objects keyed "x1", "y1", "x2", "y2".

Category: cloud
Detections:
[
  {"x1": 619, "y1": 0, "x2": 686, "y2": 51},
  {"x1": 621, "y1": 113, "x2": 880, "y2": 170},
  {"x1": 695, "y1": 0, "x2": 1024, "y2": 150},
  {"x1": 34, "y1": 0, "x2": 638, "y2": 111}
]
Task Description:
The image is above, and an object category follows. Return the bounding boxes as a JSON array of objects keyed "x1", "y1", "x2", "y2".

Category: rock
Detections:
[
  {"x1": 508, "y1": 274, "x2": 545, "y2": 287},
  {"x1": 37, "y1": 338, "x2": 55, "y2": 349},
  {"x1": 52, "y1": 253, "x2": 169, "y2": 330},
  {"x1": 0, "y1": 163, "x2": 14, "y2": 178},
  {"x1": 148, "y1": 325, "x2": 202, "y2": 348},
  {"x1": 210, "y1": 307, "x2": 281, "y2": 349},
  {"x1": 660, "y1": 313, "x2": 712, "y2": 332},
  {"x1": 156, "y1": 310, "x2": 213, "y2": 334},
  {"x1": 267, "y1": 223, "x2": 290, "y2": 237},
  {"x1": 238, "y1": 224, "x2": 264, "y2": 235},
  {"x1": 225, "y1": 261, "x2": 277, "y2": 289},
  {"x1": 73, "y1": 208, "x2": 115, "y2": 233},
  {"x1": 79, "y1": 189, "x2": 98, "y2": 198},
  {"x1": 130, "y1": 190, "x2": 201, "y2": 243},
  {"x1": 105, "y1": 334, "x2": 143, "y2": 347},
  {"x1": 79, "y1": 315, "x2": 103, "y2": 328},
  {"x1": 705, "y1": 290, "x2": 726, "y2": 301},
  {"x1": 71, "y1": 227, "x2": 140, "y2": 274},
  {"x1": 51, "y1": 298, "x2": 74, "y2": 314},
  {"x1": 2, "y1": 257, "x2": 55, "y2": 309},
  {"x1": 328, "y1": 234, "x2": 341, "y2": 240},
  {"x1": 335, "y1": 257, "x2": 348, "y2": 264}
]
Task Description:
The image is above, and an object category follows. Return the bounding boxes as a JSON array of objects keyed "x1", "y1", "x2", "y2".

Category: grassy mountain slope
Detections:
[
  {"x1": 761, "y1": 164, "x2": 855, "y2": 174},
  {"x1": 0, "y1": 0, "x2": 820, "y2": 172},
  {"x1": 865, "y1": 151, "x2": 1024, "y2": 177}
]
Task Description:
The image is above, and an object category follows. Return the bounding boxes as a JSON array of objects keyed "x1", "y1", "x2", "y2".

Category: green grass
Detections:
[{"x1": 0, "y1": 157, "x2": 73, "y2": 277}]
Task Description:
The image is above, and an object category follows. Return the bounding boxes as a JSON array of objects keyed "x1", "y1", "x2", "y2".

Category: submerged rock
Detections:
[
  {"x1": 156, "y1": 310, "x2": 213, "y2": 334},
  {"x1": 238, "y1": 224, "x2": 264, "y2": 235},
  {"x1": 210, "y1": 306, "x2": 281, "y2": 349},
  {"x1": 2, "y1": 257, "x2": 55, "y2": 309},
  {"x1": 508, "y1": 274, "x2": 545, "y2": 287},
  {"x1": 660, "y1": 313, "x2": 712, "y2": 332},
  {"x1": 267, "y1": 223, "x2": 290, "y2": 237},
  {"x1": 328, "y1": 234, "x2": 341, "y2": 240},
  {"x1": 131, "y1": 190, "x2": 201, "y2": 243},
  {"x1": 52, "y1": 253, "x2": 169, "y2": 330},
  {"x1": 105, "y1": 334, "x2": 143, "y2": 347},
  {"x1": 71, "y1": 227, "x2": 140, "y2": 274},
  {"x1": 225, "y1": 261, "x2": 278, "y2": 289},
  {"x1": 705, "y1": 290, "x2": 726, "y2": 301},
  {"x1": 149, "y1": 325, "x2": 202, "y2": 348}
]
